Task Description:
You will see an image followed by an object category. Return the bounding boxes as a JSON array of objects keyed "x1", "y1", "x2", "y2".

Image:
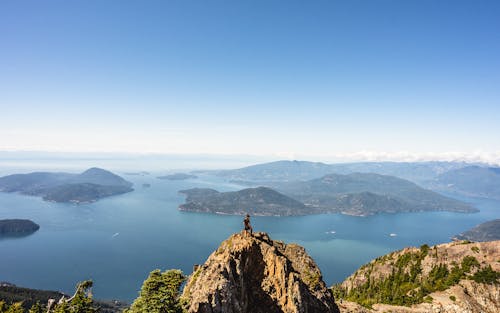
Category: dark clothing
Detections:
[{"x1": 243, "y1": 216, "x2": 253, "y2": 235}]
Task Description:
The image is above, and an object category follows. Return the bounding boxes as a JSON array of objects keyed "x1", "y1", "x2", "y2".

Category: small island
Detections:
[
  {"x1": 157, "y1": 173, "x2": 198, "y2": 180},
  {"x1": 0, "y1": 219, "x2": 40, "y2": 237},
  {"x1": 454, "y1": 219, "x2": 500, "y2": 242}
]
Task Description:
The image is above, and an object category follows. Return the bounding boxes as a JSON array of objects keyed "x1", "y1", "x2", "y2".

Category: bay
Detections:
[{"x1": 0, "y1": 167, "x2": 498, "y2": 301}]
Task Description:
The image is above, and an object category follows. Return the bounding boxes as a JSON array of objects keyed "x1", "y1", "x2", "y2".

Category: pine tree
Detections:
[
  {"x1": 53, "y1": 301, "x2": 69, "y2": 313},
  {"x1": 5, "y1": 303, "x2": 24, "y2": 313},
  {"x1": 28, "y1": 302, "x2": 43, "y2": 313},
  {"x1": 126, "y1": 269, "x2": 186, "y2": 313}
]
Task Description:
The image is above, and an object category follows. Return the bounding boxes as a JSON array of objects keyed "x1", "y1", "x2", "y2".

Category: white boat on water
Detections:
[{"x1": 389, "y1": 233, "x2": 397, "y2": 237}]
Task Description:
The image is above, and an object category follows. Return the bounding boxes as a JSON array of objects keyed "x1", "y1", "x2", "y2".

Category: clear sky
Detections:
[{"x1": 1, "y1": 0, "x2": 499, "y2": 163}]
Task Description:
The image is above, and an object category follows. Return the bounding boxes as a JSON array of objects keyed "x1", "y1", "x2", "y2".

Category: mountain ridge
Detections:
[
  {"x1": 272, "y1": 172, "x2": 476, "y2": 215},
  {"x1": 428, "y1": 166, "x2": 500, "y2": 200},
  {"x1": 204, "y1": 160, "x2": 474, "y2": 183}
]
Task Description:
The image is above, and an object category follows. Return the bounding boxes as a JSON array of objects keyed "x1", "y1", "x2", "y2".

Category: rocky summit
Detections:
[{"x1": 181, "y1": 232, "x2": 340, "y2": 313}]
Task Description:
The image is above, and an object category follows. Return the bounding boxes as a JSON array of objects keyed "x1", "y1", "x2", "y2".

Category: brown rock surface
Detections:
[{"x1": 181, "y1": 232, "x2": 340, "y2": 313}]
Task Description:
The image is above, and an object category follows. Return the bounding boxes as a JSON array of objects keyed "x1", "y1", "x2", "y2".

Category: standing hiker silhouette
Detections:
[{"x1": 243, "y1": 214, "x2": 253, "y2": 236}]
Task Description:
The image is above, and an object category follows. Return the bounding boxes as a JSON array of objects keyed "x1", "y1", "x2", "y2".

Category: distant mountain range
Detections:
[
  {"x1": 454, "y1": 219, "x2": 500, "y2": 242},
  {"x1": 157, "y1": 173, "x2": 198, "y2": 180},
  {"x1": 179, "y1": 173, "x2": 476, "y2": 216},
  {"x1": 428, "y1": 166, "x2": 500, "y2": 200},
  {"x1": 272, "y1": 173, "x2": 476, "y2": 216},
  {"x1": 202, "y1": 160, "x2": 500, "y2": 202},
  {"x1": 0, "y1": 168, "x2": 133, "y2": 203},
  {"x1": 204, "y1": 160, "x2": 472, "y2": 183},
  {"x1": 179, "y1": 187, "x2": 307, "y2": 216}
]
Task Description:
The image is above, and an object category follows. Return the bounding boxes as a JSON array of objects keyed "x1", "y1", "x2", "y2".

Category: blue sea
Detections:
[{"x1": 0, "y1": 162, "x2": 498, "y2": 302}]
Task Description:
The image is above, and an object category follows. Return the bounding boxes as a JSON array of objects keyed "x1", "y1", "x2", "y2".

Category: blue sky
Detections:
[{"x1": 1, "y1": 0, "x2": 499, "y2": 163}]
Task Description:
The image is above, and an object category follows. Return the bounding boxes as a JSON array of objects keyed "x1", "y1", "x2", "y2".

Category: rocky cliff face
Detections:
[
  {"x1": 181, "y1": 232, "x2": 339, "y2": 313},
  {"x1": 338, "y1": 240, "x2": 500, "y2": 313}
]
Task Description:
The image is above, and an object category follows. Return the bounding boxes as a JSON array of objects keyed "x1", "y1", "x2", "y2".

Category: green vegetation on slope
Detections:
[{"x1": 332, "y1": 245, "x2": 499, "y2": 308}]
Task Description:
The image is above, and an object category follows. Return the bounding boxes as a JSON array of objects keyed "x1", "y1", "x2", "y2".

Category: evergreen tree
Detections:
[
  {"x1": 126, "y1": 269, "x2": 186, "y2": 313},
  {"x1": 5, "y1": 303, "x2": 24, "y2": 313},
  {"x1": 53, "y1": 301, "x2": 69, "y2": 313},
  {"x1": 0, "y1": 301, "x2": 6, "y2": 313},
  {"x1": 51, "y1": 280, "x2": 96, "y2": 313},
  {"x1": 28, "y1": 302, "x2": 43, "y2": 313}
]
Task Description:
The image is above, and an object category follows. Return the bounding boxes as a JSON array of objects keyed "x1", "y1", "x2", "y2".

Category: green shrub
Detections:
[
  {"x1": 471, "y1": 265, "x2": 500, "y2": 284},
  {"x1": 461, "y1": 256, "x2": 479, "y2": 273}
]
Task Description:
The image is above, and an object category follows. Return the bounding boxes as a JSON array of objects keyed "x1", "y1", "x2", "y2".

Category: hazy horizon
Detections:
[
  {"x1": 1, "y1": 1, "x2": 499, "y2": 161},
  {"x1": 0, "y1": 150, "x2": 500, "y2": 166}
]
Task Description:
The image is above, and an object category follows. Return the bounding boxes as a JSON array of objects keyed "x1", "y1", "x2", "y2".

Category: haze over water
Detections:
[{"x1": 1, "y1": 161, "x2": 498, "y2": 301}]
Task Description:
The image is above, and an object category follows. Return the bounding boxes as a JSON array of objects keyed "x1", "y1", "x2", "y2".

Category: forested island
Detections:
[
  {"x1": 0, "y1": 219, "x2": 39, "y2": 237},
  {"x1": 179, "y1": 187, "x2": 306, "y2": 216},
  {"x1": 0, "y1": 168, "x2": 133, "y2": 203}
]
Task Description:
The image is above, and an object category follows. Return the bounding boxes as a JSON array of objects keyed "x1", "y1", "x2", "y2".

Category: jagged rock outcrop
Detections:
[
  {"x1": 181, "y1": 232, "x2": 339, "y2": 313},
  {"x1": 338, "y1": 240, "x2": 500, "y2": 313}
]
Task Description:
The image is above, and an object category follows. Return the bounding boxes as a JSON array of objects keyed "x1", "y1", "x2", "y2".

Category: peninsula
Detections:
[{"x1": 454, "y1": 219, "x2": 500, "y2": 242}]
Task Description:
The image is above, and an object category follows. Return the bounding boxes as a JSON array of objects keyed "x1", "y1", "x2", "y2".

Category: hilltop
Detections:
[{"x1": 181, "y1": 232, "x2": 339, "y2": 313}]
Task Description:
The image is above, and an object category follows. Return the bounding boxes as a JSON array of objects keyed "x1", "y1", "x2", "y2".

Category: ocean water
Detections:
[{"x1": 0, "y1": 168, "x2": 499, "y2": 301}]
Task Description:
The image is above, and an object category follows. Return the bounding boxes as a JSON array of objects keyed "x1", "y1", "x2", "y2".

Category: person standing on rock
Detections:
[{"x1": 243, "y1": 214, "x2": 253, "y2": 236}]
